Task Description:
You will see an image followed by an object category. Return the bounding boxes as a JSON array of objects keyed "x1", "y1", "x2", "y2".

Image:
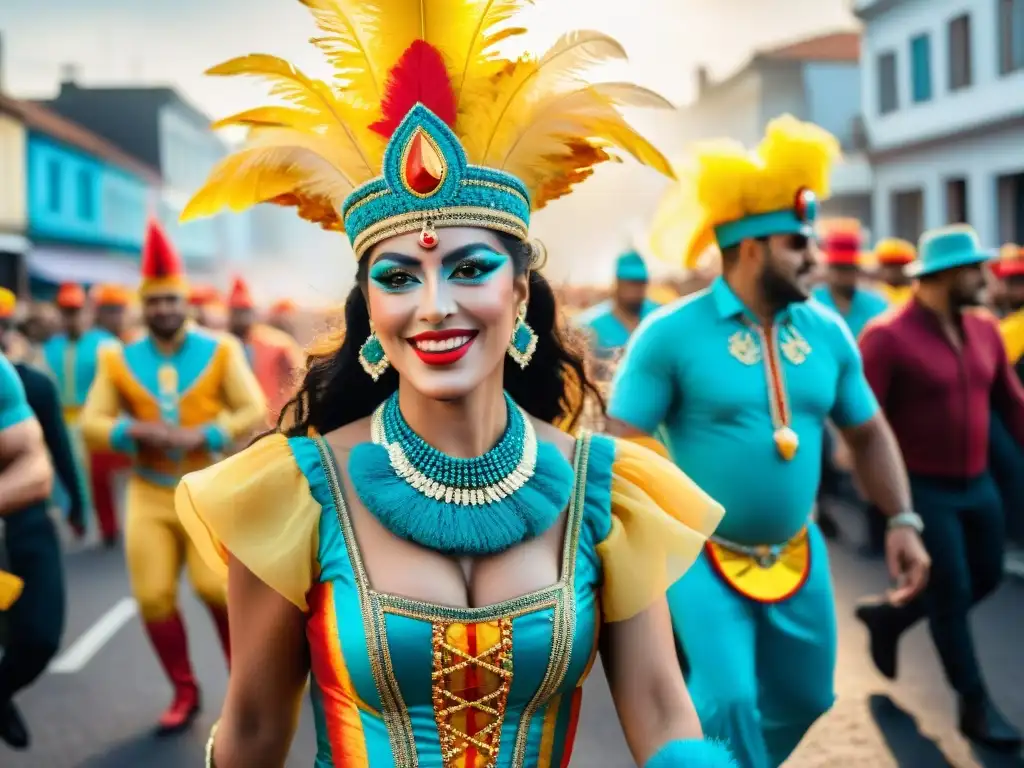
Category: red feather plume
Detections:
[{"x1": 369, "y1": 41, "x2": 457, "y2": 139}]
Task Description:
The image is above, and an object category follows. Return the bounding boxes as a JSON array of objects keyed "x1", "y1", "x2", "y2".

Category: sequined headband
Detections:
[{"x1": 342, "y1": 104, "x2": 531, "y2": 260}]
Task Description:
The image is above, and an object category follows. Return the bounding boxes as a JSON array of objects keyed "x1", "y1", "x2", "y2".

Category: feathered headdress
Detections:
[
  {"x1": 649, "y1": 114, "x2": 840, "y2": 269},
  {"x1": 182, "y1": 0, "x2": 675, "y2": 259}
]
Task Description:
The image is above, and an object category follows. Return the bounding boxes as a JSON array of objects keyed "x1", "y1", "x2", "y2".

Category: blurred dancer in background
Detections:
[
  {"x1": 81, "y1": 220, "x2": 266, "y2": 734},
  {"x1": 227, "y1": 276, "x2": 303, "y2": 427},
  {"x1": 872, "y1": 238, "x2": 917, "y2": 308}
]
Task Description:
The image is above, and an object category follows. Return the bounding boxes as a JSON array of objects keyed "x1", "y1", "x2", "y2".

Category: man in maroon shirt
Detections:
[{"x1": 856, "y1": 225, "x2": 1023, "y2": 750}]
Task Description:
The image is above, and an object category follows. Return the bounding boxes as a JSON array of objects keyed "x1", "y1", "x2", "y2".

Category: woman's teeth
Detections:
[{"x1": 414, "y1": 335, "x2": 472, "y2": 352}]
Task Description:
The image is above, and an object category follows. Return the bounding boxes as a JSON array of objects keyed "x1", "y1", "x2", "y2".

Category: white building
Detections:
[
  {"x1": 666, "y1": 31, "x2": 873, "y2": 227},
  {"x1": 857, "y1": 0, "x2": 1024, "y2": 246}
]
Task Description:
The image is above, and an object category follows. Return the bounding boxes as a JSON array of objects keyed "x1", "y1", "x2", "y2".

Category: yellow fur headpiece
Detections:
[
  {"x1": 649, "y1": 114, "x2": 841, "y2": 269},
  {"x1": 182, "y1": 0, "x2": 675, "y2": 259}
]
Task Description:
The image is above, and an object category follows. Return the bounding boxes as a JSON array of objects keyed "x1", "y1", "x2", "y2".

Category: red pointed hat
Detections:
[
  {"x1": 56, "y1": 282, "x2": 87, "y2": 309},
  {"x1": 140, "y1": 218, "x2": 188, "y2": 296},
  {"x1": 821, "y1": 229, "x2": 862, "y2": 266},
  {"x1": 227, "y1": 276, "x2": 255, "y2": 309}
]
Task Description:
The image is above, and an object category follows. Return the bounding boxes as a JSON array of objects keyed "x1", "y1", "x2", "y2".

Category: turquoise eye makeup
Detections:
[
  {"x1": 447, "y1": 248, "x2": 508, "y2": 283},
  {"x1": 370, "y1": 259, "x2": 420, "y2": 292}
]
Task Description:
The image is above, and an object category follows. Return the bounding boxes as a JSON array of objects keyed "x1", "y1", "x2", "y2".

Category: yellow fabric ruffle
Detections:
[
  {"x1": 0, "y1": 569, "x2": 24, "y2": 610},
  {"x1": 598, "y1": 438, "x2": 724, "y2": 623},
  {"x1": 175, "y1": 433, "x2": 320, "y2": 612}
]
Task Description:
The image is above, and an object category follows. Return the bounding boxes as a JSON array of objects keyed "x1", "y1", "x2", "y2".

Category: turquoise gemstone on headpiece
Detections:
[{"x1": 342, "y1": 104, "x2": 532, "y2": 260}]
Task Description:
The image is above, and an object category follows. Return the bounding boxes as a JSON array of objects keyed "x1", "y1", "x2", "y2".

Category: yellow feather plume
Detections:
[
  {"x1": 653, "y1": 115, "x2": 841, "y2": 269},
  {"x1": 186, "y1": 0, "x2": 672, "y2": 230}
]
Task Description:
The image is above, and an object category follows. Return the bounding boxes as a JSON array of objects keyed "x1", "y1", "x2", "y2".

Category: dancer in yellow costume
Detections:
[
  {"x1": 173, "y1": 1, "x2": 738, "y2": 766},
  {"x1": 81, "y1": 219, "x2": 266, "y2": 734}
]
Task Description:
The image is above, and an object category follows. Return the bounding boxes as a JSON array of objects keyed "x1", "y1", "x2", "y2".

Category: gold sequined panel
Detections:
[{"x1": 432, "y1": 619, "x2": 513, "y2": 768}]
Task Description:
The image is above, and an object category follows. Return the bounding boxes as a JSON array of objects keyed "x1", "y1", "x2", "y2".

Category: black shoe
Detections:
[
  {"x1": 854, "y1": 601, "x2": 902, "y2": 680},
  {"x1": 0, "y1": 700, "x2": 30, "y2": 750},
  {"x1": 959, "y1": 692, "x2": 1023, "y2": 751}
]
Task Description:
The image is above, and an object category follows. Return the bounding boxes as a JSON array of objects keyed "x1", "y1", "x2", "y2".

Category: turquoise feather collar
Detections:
[{"x1": 348, "y1": 393, "x2": 574, "y2": 556}]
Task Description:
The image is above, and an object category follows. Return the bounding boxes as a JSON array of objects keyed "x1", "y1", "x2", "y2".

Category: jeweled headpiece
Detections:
[
  {"x1": 648, "y1": 114, "x2": 840, "y2": 268},
  {"x1": 182, "y1": 0, "x2": 675, "y2": 259}
]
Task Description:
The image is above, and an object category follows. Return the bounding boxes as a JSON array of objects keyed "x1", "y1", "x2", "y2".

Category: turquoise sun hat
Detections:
[{"x1": 905, "y1": 225, "x2": 991, "y2": 278}]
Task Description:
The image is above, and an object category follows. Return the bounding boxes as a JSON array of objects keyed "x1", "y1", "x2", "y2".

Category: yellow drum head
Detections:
[{"x1": 706, "y1": 529, "x2": 810, "y2": 603}]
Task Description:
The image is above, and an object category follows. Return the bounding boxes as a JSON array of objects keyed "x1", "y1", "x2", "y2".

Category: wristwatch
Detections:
[{"x1": 887, "y1": 510, "x2": 924, "y2": 534}]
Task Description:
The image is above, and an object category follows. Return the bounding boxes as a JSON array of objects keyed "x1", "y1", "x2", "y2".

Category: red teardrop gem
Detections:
[
  {"x1": 404, "y1": 132, "x2": 444, "y2": 195},
  {"x1": 419, "y1": 227, "x2": 438, "y2": 249}
]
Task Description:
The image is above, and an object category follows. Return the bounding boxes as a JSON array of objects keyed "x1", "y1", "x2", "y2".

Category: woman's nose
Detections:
[{"x1": 418, "y1": 277, "x2": 456, "y2": 325}]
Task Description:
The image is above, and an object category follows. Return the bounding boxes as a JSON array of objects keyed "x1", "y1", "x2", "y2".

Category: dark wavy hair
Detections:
[{"x1": 278, "y1": 232, "x2": 604, "y2": 437}]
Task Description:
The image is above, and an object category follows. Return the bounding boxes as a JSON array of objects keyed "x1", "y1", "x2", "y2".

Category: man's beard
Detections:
[
  {"x1": 759, "y1": 260, "x2": 809, "y2": 309},
  {"x1": 950, "y1": 287, "x2": 984, "y2": 311},
  {"x1": 147, "y1": 319, "x2": 184, "y2": 341},
  {"x1": 618, "y1": 299, "x2": 644, "y2": 316}
]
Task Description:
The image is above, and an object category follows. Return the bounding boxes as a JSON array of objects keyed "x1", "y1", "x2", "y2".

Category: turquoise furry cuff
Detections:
[
  {"x1": 341, "y1": 104, "x2": 531, "y2": 259},
  {"x1": 644, "y1": 738, "x2": 738, "y2": 768}
]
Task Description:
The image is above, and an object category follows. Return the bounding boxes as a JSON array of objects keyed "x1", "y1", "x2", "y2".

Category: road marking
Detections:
[{"x1": 49, "y1": 597, "x2": 138, "y2": 674}]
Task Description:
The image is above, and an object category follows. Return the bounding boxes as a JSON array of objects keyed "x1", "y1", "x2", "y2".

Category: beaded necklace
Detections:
[{"x1": 348, "y1": 391, "x2": 574, "y2": 556}]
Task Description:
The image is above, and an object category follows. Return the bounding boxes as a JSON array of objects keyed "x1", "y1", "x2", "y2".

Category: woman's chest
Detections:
[{"x1": 305, "y1": 567, "x2": 601, "y2": 766}]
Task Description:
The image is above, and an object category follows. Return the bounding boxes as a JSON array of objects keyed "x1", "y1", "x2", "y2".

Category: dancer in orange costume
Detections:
[
  {"x1": 227, "y1": 277, "x2": 303, "y2": 426},
  {"x1": 266, "y1": 298, "x2": 298, "y2": 337},
  {"x1": 81, "y1": 220, "x2": 266, "y2": 734}
]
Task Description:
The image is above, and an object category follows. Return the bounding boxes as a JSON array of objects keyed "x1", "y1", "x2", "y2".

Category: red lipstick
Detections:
[{"x1": 407, "y1": 329, "x2": 478, "y2": 366}]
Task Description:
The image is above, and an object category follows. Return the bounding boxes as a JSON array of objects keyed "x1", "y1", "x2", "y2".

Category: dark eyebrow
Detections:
[{"x1": 372, "y1": 242, "x2": 501, "y2": 268}]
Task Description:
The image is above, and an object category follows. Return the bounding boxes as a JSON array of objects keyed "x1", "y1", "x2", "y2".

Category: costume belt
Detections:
[{"x1": 705, "y1": 525, "x2": 811, "y2": 604}]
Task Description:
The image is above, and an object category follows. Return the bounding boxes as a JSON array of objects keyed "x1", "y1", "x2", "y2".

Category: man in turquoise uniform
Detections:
[
  {"x1": 608, "y1": 116, "x2": 931, "y2": 767},
  {"x1": 575, "y1": 250, "x2": 660, "y2": 362},
  {"x1": 810, "y1": 226, "x2": 890, "y2": 547}
]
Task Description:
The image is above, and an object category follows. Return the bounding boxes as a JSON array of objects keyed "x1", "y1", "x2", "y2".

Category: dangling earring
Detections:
[
  {"x1": 507, "y1": 301, "x2": 538, "y2": 369},
  {"x1": 359, "y1": 322, "x2": 390, "y2": 381}
]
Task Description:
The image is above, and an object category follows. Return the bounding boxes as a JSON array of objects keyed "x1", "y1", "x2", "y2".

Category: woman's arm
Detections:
[
  {"x1": 211, "y1": 556, "x2": 309, "y2": 768},
  {"x1": 601, "y1": 595, "x2": 702, "y2": 765}
]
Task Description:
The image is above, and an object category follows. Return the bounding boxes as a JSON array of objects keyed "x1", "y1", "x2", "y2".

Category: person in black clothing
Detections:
[{"x1": 0, "y1": 322, "x2": 84, "y2": 750}]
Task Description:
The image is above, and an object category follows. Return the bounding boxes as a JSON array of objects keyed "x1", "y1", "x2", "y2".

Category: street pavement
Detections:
[{"x1": 3, "y1": 516, "x2": 1024, "y2": 767}]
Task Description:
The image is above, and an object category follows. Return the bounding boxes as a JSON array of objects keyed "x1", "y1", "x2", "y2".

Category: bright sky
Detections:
[{"x1": 2, "y1": 0, "x2": 857, "y2": 290}]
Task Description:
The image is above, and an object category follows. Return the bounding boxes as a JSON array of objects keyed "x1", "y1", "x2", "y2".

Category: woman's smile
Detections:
[{"x1": 407, "y1": 329, "x2": 479, "y2": 366}]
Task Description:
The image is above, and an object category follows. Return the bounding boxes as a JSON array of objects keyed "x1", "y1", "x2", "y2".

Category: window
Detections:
[
  {"x1": 878, "y1": 51, "x2": 898, "y2": 114},
  {"x1": 945, "y1": 178, "x2": 969, "y2": 224},
  {"x1": 910, "y1": 34, "x2": 932, "y2": 102},
  {"x1": 891, "y1": 189, "x2": 925, "y2": 242},
  {"x1": 948, "y1": 14, "x2": 973, "y2": 90},
  {"x1": 76, "y1": 168, "x2": 94, "y2": 220},
  {"x1": 997, "y1": 172, "x2": 1024, "y2": 243},
  {"x1": 46, "y1": 158, "x2": 62, "y2": 212},
  {"x1": 1000, "y1": 0, "x2": 1024, "y2": 74}
]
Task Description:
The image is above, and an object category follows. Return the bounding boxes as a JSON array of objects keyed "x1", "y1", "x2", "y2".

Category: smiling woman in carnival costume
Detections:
[{"x1": 174, "y1": 1, "x2": 736, "y2": 767}]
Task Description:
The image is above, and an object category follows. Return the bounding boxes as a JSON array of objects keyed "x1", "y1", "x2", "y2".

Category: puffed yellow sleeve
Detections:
[
  {"x1": 597, "y1": 437, "x2": 724, "y2": 623},
  {"x1": 175, "y1": 432, "x2": 320, "y2": 612}
]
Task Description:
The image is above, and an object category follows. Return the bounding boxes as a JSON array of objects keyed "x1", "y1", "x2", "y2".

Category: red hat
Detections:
[
  {"x1": 188, "y1": 283, "x2": 221, "y2": 307},
  {"x1": 227, "y1": 276, "x2": 255, "y2": 310},
  {"x1": 821, "y1": 230, "x2": 862, "y2": 266},
  {"x1": 269, "y1": 298, "x2": 296, "y2": 316},
  {"x1": 874, "y1": 238, "x2": 916, "y2": 266},
  {"x1": 993, "y1": 243, "x2": 1024, "y2": 279},
  {"x1": 140, "y1": 218, "x2": 188, "y2": 297},
  {"x1": 56, "y1": 282, "x2": 86, "y2": 309}
]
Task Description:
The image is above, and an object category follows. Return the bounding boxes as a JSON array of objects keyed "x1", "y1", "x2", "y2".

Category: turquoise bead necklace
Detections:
[{"x1": 348, "y1": 391, "x2": 574, "y2": 556}]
